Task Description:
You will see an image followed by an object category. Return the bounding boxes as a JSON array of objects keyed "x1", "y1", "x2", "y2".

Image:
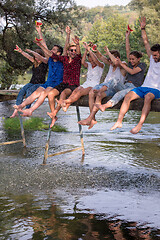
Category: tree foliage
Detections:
[{"x1": 0, "y1": 0, "x2": 82, "y2": 68}]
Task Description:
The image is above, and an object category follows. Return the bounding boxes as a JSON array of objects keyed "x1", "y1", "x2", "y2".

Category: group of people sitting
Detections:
[{"x1": 11, "y1": 16, "x2": 160, "y2": 134}]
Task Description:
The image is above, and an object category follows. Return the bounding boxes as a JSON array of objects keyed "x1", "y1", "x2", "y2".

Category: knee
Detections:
[
  {"x1": 48, "y1": 91, "x2": 55, "y2": 99},
  {"x1": 124, "y1": 92, "x2": 133, "y2": 102},
  {"x1": 89, "y1": 89, "x2": 94, "y2": 98},
  {"x1": 144, "y1": 93, "x2": 155, "y2": 103}
]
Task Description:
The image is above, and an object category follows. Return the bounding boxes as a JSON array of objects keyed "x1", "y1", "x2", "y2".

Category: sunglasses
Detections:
[{"x1": 70, "y1": 49, "x2": 76, "y2": 52}]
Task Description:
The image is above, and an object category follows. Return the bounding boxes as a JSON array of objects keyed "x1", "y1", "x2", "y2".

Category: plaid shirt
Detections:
[{"x1": 51, "y1": 53, "x2": 81, "y2": 86}]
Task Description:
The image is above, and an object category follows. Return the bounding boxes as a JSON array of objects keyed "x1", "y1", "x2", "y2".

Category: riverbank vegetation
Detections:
[
  {"x1": 0, "y1": 0, "x2": 160, "y2": 89},
  {"x1": 3, "y1": 117, "x2": 67, "y2": 132}
]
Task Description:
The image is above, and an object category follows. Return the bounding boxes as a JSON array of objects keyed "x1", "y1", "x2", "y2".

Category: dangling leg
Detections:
[
  {"x1": 130, "y1": 93, "x2": 155, "y2": 134},
  {"x1": 111, "y1": 91, "x2": 139, "y2": 130}
]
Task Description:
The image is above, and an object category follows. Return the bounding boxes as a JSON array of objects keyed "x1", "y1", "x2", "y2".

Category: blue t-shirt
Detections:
[{"x1": 41, "y1": 57, "x2": 63, "y2": 88}]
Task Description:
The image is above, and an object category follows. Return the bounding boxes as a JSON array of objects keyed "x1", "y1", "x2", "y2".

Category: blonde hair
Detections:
[{"x1": 67, "y1": 43, "x2": 76, "y2": 51}]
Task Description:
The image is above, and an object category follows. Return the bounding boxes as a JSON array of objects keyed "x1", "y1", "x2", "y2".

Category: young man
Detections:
[
  {"x1": 47, "y1": 36, "x2": 82, "y2": 127},
  {"x1": 111, "y1": 17, "x2": 160, "y2": 134},
  {"x1": 34, "y1": 26, "x2": 81, "y2": 127}
]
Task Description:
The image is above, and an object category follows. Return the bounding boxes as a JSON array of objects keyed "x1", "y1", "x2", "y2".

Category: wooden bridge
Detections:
[{"x1": 1, "y1": 89, "x2": 160, "y2": 112}]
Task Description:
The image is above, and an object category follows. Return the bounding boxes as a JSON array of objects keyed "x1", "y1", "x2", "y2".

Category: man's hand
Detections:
[
  {"x1": 72, "y1": 35, "x2": 79, "y2": 45},
  {"x1": 139, "y1": 16, "x2": 146, "y2": 29},
  {"x1": 66, "y1": 26, "x2": 71, "y2": 34}
]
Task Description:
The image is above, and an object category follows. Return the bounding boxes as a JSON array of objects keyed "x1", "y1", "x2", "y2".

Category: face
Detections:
[
  {"x1": 68, "y1": 46, "x2": 77, "y2": 59},
  {"x1": 88, "y1": 55, "x2": 96, "y2": 67},
  {"x1": 129, "y1": 54, "x2": 140, "y2": 66},
  {"x1": 152, "y1": 51, "x2": 160, "y2": 62},
  {"x1": 51, "y1": 46, "x2": 60, "y2": 55}
]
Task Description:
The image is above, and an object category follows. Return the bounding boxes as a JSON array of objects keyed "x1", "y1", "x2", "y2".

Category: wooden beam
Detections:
[{"x1": 0, "y1": 90, "x2": 160, "y2": 112}]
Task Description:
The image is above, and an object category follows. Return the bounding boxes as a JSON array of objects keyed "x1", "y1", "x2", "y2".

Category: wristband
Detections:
[{"x1": 141, "y1": 28, "x2": 145, "y2": 30}]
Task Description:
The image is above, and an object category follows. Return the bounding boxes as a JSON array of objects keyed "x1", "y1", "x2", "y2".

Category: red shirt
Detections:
[{"x1": 51, "y1": 53, "x2": 81, "y2": 86}]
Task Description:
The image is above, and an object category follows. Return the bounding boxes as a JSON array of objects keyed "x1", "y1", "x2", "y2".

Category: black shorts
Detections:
[{"x1": 54, "y1": 83, "x2": 78, "y2": 94}]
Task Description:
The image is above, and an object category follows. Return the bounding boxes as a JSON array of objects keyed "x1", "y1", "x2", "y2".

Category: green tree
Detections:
[{"x1": 0, "y1": 0, "x2": 83, "y2": 88}]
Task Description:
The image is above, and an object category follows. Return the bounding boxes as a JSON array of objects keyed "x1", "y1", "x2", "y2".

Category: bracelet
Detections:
[{"x1": 141, "y1": 28, "x2": 145, "y2": 30}]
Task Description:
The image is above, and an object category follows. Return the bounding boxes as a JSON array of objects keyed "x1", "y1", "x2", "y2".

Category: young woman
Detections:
[{"x1": 10, "y1": 46, "x2": 48, "y2": 118}]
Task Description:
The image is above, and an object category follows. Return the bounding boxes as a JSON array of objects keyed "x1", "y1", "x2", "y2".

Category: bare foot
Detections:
[
  {"x1": 10, "y1": 109, "x2": 18, "y2": 118},
  {"x1": 110, "y1": 122, "x2": 122, "y2": 131},
  {"x1": 95, "y1": 103, "x2": 106, "y2": 112},
  {"x1": 130, "y1": 124, "x2": 142, "y2": 134},
  {"x1": 78, "y1": 118, "x2": 91, "y2": 126},
  {"x1": 61, "y1": 101, "x2": 70, "y2": 112},
  {"x1": 13, "y1": 104, "x2": 23, "y2": 111},
  {"x1": 50, "y1": 116, "x2": 58, "y2": 128},
  {"x1": 88, "y1": 119, "x2": 97, "y2": 129},
  {"x1": 20, "y1": 109, "x2": 32, "y2": 117},
  {"x1": 55, "y1": 98, "x2": 62, "y2": 106}
]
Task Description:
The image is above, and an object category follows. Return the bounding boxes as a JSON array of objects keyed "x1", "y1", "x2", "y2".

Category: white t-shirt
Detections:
[
  {"x1": 81, "y1": 62, "x2": 104, "y2": 88},
  {"x1": 103, "y1": 63, "x2": 126, "y2": 84},
  {"x1": 142, "y1": 55, "x2": 160, "y2": 90}
]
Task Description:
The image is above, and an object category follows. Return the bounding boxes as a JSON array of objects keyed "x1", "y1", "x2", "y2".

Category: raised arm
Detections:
[
  {"x1": 81, "y1": 45, "x2": 88, "y2": 68},
  {"x1": 14, "y1": 45, "x2": 34, "y2": 63},
  {"x1": 126, "y1": 30, "x2": 131, "y2": 62},
  {"x1": 26, "y1": 49, "x2": 48, "y2": 64},
  {"x1": 63, "y1": 26, "x2": 71, "y2": 56},
  {"x1": 139, "y1": 17, "x2": 151, "y2": 58},
  {"x1": 104, "y1": 46, "x2": 118, "y2": 65},
  {"x1": 34, "y1": 41, "x2": 52, "y2": 59},
  {"x1": 117, "y1": 58, "x2": 142, "y2": 75},
  {"x1": 72, "y1": 35, "x2": 81, "y2": 55},
  {"x1": 36, "y1": 24, "x2": 48, "y2": 50}
]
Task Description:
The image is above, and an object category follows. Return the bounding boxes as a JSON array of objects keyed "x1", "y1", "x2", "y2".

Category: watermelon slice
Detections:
[
  {"x1": 14, "y1": 45, "x2": 20, "y2": 51},
  {"x1": 35, "y1": 20, "x2": 42, "y2": 26},
  {"x1": 127, "y1": 24, "x2": 133, "y2": 32},
  {"x1": 92, "y1": 44, "x2": 97, "y2": 51},
  {"x1": 35, "y1": 37, "x2": 42, "y2": 42}
]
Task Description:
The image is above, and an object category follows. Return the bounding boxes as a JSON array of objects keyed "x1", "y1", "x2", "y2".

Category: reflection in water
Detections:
[
  {"x1": 0, "y1": 100, "x2": 160, "y2": 239},
  {"x1": 0, "y1": 193, "x2": 159, "y2": 240}
]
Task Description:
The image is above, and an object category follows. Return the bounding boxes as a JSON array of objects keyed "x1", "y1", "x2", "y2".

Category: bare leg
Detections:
[
  {"x1": 130, "y1": 93, "x2": 155, "y2": 134},
  {"x1": 110, "y1": 91, "x2": 140, "y2": 130},
  {"x1": 95, "y1": 100, "x2": 113, "y2": 112},
  {"x1": 10, "y1": 109, "x2": 19, "y2": 118},
  {"x1": 78, "y1": 92, "x2": 106, "y2": 129},
  {"x1": 14, "y1": 87, "x2": 45, "y2": 110},
  {"x1": 61, "y1": 87, "x2": 92, "y2": 112},
  {"x1": 49, "y1": 88, "x2": 72, "y2": 128},
  {"x1": 20, "y1": 87, "x2": 53, "y2": 116}
]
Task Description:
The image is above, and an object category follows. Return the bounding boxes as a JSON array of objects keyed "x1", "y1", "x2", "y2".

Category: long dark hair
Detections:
[
  {"x1": 129, "y1": 51, "x2": 143, "y2": 59},
  {"x1": 33, "y1": 49, "x2": 45, "y2": 67}
]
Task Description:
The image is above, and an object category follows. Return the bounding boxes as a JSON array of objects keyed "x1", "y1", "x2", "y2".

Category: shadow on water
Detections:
[{"x1": 0, "y1": 100, "x2": 160, "y2": 239}]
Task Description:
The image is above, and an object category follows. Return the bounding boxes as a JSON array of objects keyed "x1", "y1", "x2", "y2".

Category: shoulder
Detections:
[{"x1": 138, "y1": 62, "x2": 147, "y2": 70}]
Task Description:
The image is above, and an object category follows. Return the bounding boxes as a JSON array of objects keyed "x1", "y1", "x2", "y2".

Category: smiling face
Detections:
[
  {"x1": 129, "y1": 54, "x2": 140, "y2": 67},
  {"x1": 68, "y1": 46, "x2": 77, "y2": 59},
  {"x1": 51, "y1": 46, "x2": 61, "y2": 55},
  {"x1": 152, "y1": 51, "x2": 160, "y2": 63},
  {"x1": 88, "y1": 54, "x2": 97, "y2": 67}
]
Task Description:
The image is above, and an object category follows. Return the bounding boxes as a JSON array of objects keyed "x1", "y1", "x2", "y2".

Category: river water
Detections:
[{"x1": 0, "y1": 99, "x2": 160, "y2": 240}]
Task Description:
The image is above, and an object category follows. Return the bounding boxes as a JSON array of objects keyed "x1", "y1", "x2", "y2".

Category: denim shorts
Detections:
[{"x1": 131, "y1": 87, "x2": 160, "y2": 99}]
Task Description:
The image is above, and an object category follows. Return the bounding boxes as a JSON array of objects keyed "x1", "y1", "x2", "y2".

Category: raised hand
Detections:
[
  {"x1": 139, "y1": 16, "x2": 146, "y2": 29},
  {"x1": 14, "y1": 45, "x2": 22, "y2": 53},
  {"x1": 104, "y1": 46, "x2": 109, "y2": 55},
  {"x1": 66, "y1": 26, "x2": 71, "y2": 34},
  {"x1": 72, "y1": 35, "x2": 79, "y2": 45},
  {"x1": 126, "y1": 30, "x2": 130, "y2": 38},
  {"x1": 83, "y1": 42, "x2": 90, "y2": 51}
]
